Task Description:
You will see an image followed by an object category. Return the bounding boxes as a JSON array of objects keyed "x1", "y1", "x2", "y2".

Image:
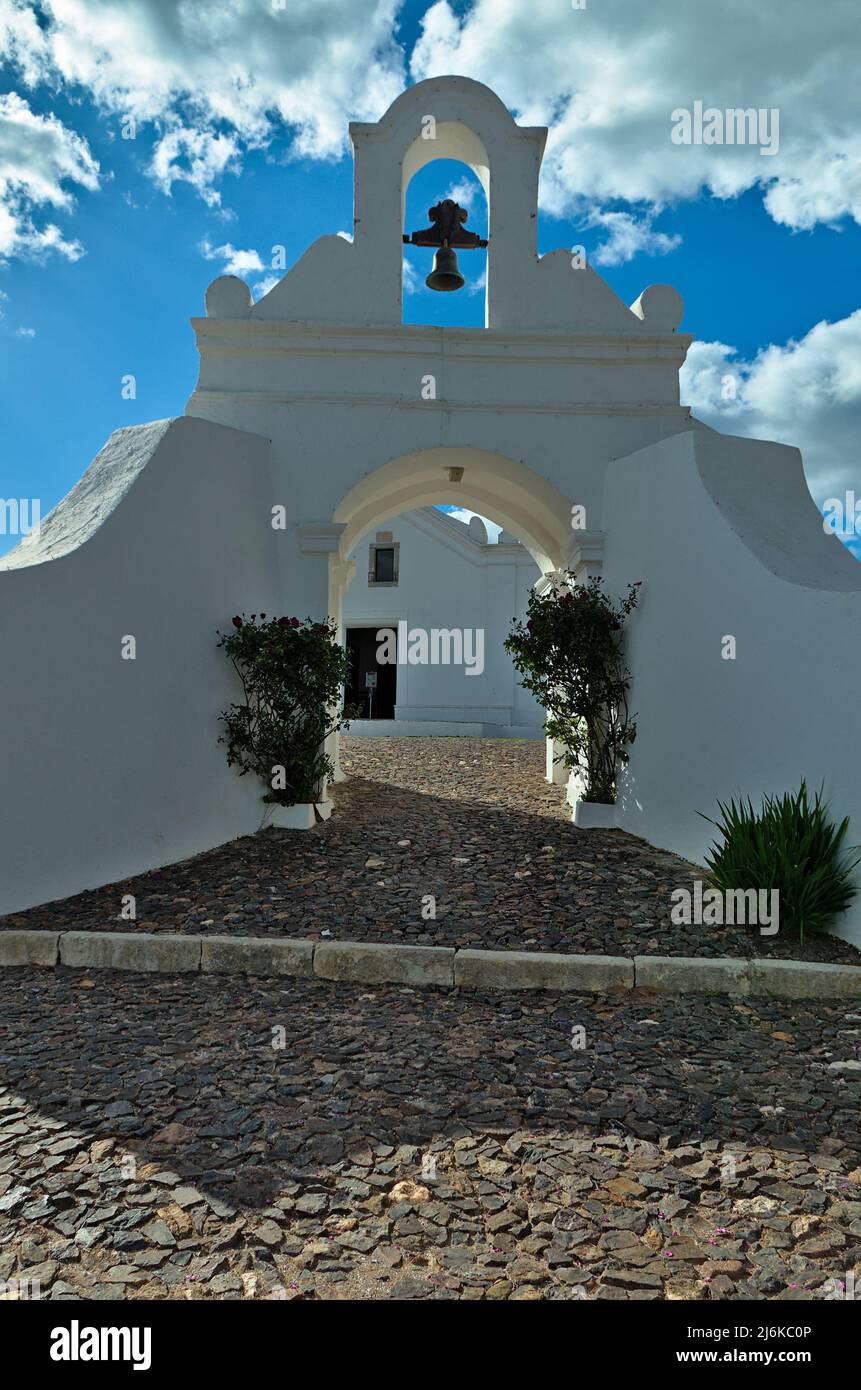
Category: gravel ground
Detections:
[
  {"x1": 3, "y1": 737, "x2": 859, "y2": 964},
  {"x1": 1, "y1": 968, "x2": 860, "y2": 1301}
]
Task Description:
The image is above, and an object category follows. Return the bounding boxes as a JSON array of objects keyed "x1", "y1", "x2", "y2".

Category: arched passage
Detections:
[
  {"x1": 333, "y1": 445, "x2": 573, "y2": 580},
  {"x1": 326, "y1": 445, "x2": 575, "y2": 777}
]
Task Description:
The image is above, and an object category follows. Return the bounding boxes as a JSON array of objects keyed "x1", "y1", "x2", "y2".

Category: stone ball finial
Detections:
[
  {"x1": 205, "y1": 275, "x2": 253, "y2": 319},
  {"x1": 468, "y1": 515, "x2": 488, "y2": 544},
  {"x1": 629, "y1": 284, "x2": 684, "y2": 331}
]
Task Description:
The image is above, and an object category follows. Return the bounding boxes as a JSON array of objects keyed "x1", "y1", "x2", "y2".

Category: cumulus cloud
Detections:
[
  {"x1": 252, "y1": 275, "x2": 280, "y2": 301},
  {"x1": 680, "y1": 310, "x2": 861, "y2": 553},
  {"x1": 200, "y1": 238, "x2": 284, "y2": 301},
  {"x1": 402, "y1": 255, "x2": 422, "y2": 295},
  {"x1": 15, "y1": 325, "x2": 36, "y2": 336},
  {"x1": 411, "y1": 0, "x2": 861, "y2": 235},
  {"x1": 2, "y1": 0, "x2": 405, "y2": 207},
  {"x1": 587, "y1": 209, "x2": 681, "y2": 267},
  {"x1": 0, "y1": 91, "x2": 99, "y2": 261},
  {"x1": 151, "y1": 128, "x2": 240, "y2": 206},
  {"x1": 443, "y1": 177, "x2": 482, "y2": 213},
  {"x1": 200, "y1": 239, "x2": 265, "y2": 278},
  {"x1": 467, "y1": 264, "x2": 486, "y2": 297},
  {"x1": 4, "y1": 0, "x2": 860, "y2": 270}
]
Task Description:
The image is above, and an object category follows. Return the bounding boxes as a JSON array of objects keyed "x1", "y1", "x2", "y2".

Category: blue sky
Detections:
[{"x1": 2, "y1": 0, "x2": 860, "y2": 558}]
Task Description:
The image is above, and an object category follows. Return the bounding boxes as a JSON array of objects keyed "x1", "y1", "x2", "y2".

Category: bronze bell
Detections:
[{"x1": 425, "y1": 245, "x2": 465, "y2": 293}]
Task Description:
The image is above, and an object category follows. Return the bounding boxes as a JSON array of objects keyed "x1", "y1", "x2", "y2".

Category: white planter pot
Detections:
[
  {"x1": 573, "y1": 799, "x2": 616, "y2": 829},
  {"x1": 265, "y1": 800, "x2": 333, "y2": 830}
]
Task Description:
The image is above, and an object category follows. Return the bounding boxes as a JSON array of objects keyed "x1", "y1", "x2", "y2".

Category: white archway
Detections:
[
  {"x1": 327, "y1": 444, "x2": 576, "y2": 779},
  {"x1": 333, "y1": 445, "x2": 574, "y2": 578}
]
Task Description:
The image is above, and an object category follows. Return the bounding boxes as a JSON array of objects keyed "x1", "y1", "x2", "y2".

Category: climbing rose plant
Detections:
[
  {"x1": 505, "y1": 574, "x2": 640, "y2": 804},
  {"x1": 217, "y1": 613, "x2": 353, "y2": 807}
]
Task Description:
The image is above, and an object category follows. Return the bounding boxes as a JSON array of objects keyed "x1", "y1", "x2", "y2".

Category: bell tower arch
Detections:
[{"x1": 350, "y1": 77, "x2": 545, "y2": 327}]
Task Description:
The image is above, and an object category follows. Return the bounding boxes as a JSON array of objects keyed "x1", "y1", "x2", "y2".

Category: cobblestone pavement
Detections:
[
  {"x1": 5, "y1": 737, "x2": 859, "y2": 964},
  {"x1": 1, "y1": 968, "x2": 860, "y2": 1301}
]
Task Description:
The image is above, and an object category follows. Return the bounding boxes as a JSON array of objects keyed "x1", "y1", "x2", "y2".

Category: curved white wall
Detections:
[
  {"x1": 0, "y1": 416, "x2": 278, "y2": 916},
  {"x1": 606, "y1": 427, "x2": 861, "y2": 945}
]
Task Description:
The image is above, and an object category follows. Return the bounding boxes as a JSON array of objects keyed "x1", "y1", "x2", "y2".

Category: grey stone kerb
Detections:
[{"x1": 0, "y1": 930, "x2": 859, "y2": 999}]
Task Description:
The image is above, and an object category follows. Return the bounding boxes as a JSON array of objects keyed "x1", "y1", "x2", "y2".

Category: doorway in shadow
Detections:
[{"x1": 345, "y1": 626, "x2": 397, "y2": 719}]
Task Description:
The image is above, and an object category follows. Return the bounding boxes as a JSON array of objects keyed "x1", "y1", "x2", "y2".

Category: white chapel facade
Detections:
[{"x1": 2, "y1": 75, "x2": 860, "y2": 941}]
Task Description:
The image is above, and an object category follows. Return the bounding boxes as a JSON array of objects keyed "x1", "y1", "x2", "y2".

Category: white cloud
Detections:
[
  {"x1": 467, "y1": 264, "x2": 486, "y2": 296},
  {"x1": 443, "y1": 177, "x2": 480, "y2": 212},
  {"x1": 411, "y1": 0, "x2": 861, "y2": 235},
  {"x1": 402, "y1": 255, "x2": 421, "y2": 295},
  {"x1": 3, "y1": 0, "x2": 405, "y2": 206},
  {"x1": 680, "y1": 310, "x2": 861, "y2": 551},
  {"x1": 588, "y1": 210, "x2": 681, "y2": 267},
  {"x1": 4, "y1": 0, "x2": 860, "y2": 273},
  {"x1": 0, "y1": 91, "x2": 99, "y2": 261},
  {"x1": 151, "y1": 128, "x2": 240, "y2": 206},
  {"x1": 15, "y1": 325, "x2": 35, "y2": 337},
  {"x1": 253, "y1": 275, "x2": 280, "y2": 301},
  {"x1": 200, "y1": 238, "x2": 284, "y2": 300},
  {"x1": 200, "y1": 239, "x2": 265, "y2": 278},
  {"x1": 6, "y1": 0, "x2": 859, "y2": 262}
]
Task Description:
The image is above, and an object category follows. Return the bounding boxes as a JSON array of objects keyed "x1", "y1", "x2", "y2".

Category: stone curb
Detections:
[
  {"x1": 315, "y1": 940, "x2": 455, "y2": 987},
  {"x1": 1, "y1": 931, "x2": 860, "y2": 998},
  {"x1": 59, "y1": 931, "x2": 201, "y2": 973},
  {"x1": 634, "y1": 955, "x2": 861, "y2": 999},
  {"x1": 455, "y1": 949, "x2": 633, "y2": 992},
  {"x1": 200, "y1": 936, "x2": 315, "y2": 977},
  {"x1": 0, "y1": 930, "x2": 61, "y2": 967},
  {"x1": 633, "y1": 955, "x2": 751, "y2": 996}
]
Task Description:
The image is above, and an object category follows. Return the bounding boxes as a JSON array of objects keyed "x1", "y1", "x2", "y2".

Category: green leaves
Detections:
[
  {"x1": 700, "y1": 781, "x2": 861, "y2": 942},
  {"x1": 217, "y1": 614, "x2": 353, "y2": 807},
  {"x1": 505, "y1": 575, "x2": 639, "y2": 803}
]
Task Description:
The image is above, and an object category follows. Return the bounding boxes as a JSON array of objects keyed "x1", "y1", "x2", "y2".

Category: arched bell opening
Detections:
[
  {"x1": 402, "y1": 155, "x2": 488, "y2": 326},
  {"x1": 401, "y1": 120, "x2": 490, "y2": 327}
]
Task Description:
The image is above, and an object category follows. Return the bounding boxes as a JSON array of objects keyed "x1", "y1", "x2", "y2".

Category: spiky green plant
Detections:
[{"x1": 699, "y1": 782, "x2": 861, "y2": 943}]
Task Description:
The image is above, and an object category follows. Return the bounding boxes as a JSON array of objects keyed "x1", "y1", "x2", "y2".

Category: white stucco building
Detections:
[
  {"x1": 1, "y1": 74, "x2": 860, "y2": 944},
  {"x1": 342, "y1": 506, "x2": 542, "y2": 734}
]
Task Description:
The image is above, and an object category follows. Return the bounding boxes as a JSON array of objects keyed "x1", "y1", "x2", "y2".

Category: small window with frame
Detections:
[{"x1": 369, "y1": 542, "x2": 399, "y2": 586}]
